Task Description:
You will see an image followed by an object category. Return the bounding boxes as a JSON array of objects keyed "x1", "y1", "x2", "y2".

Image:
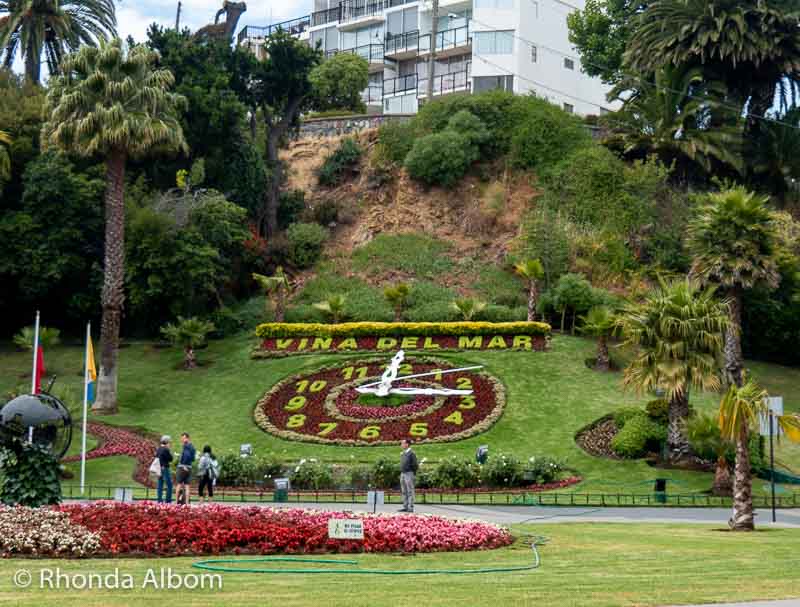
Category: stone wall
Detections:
[{"x1": 296, "y1": 114, "x2": 414, "y2": 139}]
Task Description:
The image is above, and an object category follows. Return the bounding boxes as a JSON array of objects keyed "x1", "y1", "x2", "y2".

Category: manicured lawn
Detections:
[
  {"x1": 1, "y1": 335, "x2": 799, "y2": 495},
  {"x1": 0, "y1": 523, "x2": 798, "y2": 606}
]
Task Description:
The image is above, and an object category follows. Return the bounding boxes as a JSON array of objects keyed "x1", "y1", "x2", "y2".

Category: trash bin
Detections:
[
  {"x1": 274, "y1": 478, "x2": 290, "y2": 502},
  {"x1": 654, "y1": 478, "x2": 667, "y2": 504}
]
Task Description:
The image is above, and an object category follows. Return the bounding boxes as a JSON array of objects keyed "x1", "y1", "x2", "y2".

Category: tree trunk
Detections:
[
  {"x1": 394, "y1": 307, "x2": 402, "y2": 322},
  {"x1": 263, "y1": 130, "x2": 281, "y2": 237},
  {"x1": 527, "y1": 281, "x2": 537, "y2": 322},
  {"x1": 184, "y1": 346, "x2": 197, "y2": 370},
  {"x1": 274, "y1": 288, "x2": 286, "y2": 323},
  {"x1": 729, "y1": 427, "x2": 754, "y2": 531},
  {"x1": 712, "y1": 455, "x2": 733, "y2": 497},
  {"x1": 595, "y1": 335, "x2": 610, "y2": 372},
  {"x1": 93, "y1": 149, "x2": 127, "y2": 414},
  {"x1": 724, "y1": 288, "x2": 744, "y2": 389},
  {"x1": 743, "y1": 83, "x2": 775, "y2": 182},
  {"x1": 667, "y1": 390, "x2": 691, "y2": 458},
  {"x1": 560, "y1": 307, "x2": 566, "y2": 333},
  {"x1": 24, "y1": 44, "x2": 41, "y2": 85}
]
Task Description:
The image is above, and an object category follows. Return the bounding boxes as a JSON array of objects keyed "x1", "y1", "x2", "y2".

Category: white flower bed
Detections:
[{"x1": 0, "y1": 506, "x2": 100, "y2": 557}]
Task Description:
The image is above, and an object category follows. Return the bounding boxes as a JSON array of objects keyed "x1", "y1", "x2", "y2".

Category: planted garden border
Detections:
[{"x1": 253, "y1": 322, "x2": 550, "y2": 358}]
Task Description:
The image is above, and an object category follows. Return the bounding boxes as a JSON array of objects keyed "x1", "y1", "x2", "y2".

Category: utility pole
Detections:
[
  {"x1": 426, "y1": 0, "x2": 439, "y2": 102},
  {"x1": 175, "y1": 1, "x2": 182, "y2": 31}
]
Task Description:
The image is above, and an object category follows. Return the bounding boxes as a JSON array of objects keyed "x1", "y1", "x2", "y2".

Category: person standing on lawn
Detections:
[
  {"x1": 197, "y1": 445, "x2": 219, "y2": 503},
  {"x1": 156, "y1": 435, "x2": 173, "y2": 503},
  {"x1": 176, "y1": 432, "x2": 196, "y2": 505},
  {"x1": 399, "y1": 439, "x2": 418, "y2": 513}
]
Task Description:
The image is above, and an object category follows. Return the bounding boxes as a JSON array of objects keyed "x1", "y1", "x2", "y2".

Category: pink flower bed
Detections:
[{"x1": 60, "y1": 503, "x2": 512, "y2": 556}]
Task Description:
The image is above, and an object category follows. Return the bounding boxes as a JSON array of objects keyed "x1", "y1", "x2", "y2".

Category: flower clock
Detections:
[{"x1": 255, "y1": 355, "x2": 505, "y2": 446}]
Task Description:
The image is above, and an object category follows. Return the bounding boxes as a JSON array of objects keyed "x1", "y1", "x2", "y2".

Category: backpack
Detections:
[
  {"x1": 148, "y1": 457, "x2": 162, "y2": 479},
  {"x1": 209, "y1": 458, "x2": 220, "y2": 481}
]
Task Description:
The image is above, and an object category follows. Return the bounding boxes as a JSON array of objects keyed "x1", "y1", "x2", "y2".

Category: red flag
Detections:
[{"x1": 34, "y1": 346, "x2": 45, "y2": 394}]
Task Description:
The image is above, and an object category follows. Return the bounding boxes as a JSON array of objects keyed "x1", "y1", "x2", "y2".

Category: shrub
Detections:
[
  {"x1": 291, "y1": 272, "x2": 393, "y2": 322},
  {"x1": 613, "y1": 407, "x2": 643, "y2": 429},
  {"x1": 525, "y1": 456, "x2": 566, "y2": 484},
  {"x1": 286, "y1": 222, "x2": 328, "y2": 269},
  {"x1": 312, "y1": 294, "x2": 349, "y2": 323},
  {"x1": 447, "y1": 110, "x2": 491, "y2": 149},
  {"x1": 481, "y1": 304, "x2": 526, "y2": 322},
  {"x1": 309, "y1": 198, "x2": 339, "y2": 226},
  {"x1": 371, "y1": 456, "x2": 400, "y2": 489},
  {"x1": 317, "y1": 138, "x2": 362, "y2": 187},
  {"x1": 217, "y1": 453, "x2": 284, "y2": 486},
  {"x1": 517, "y1": 205, "x2": 571, "y2": 290},
  {"x1": 278, "y1": 189, "x2": 306, "y2": 229},
  {"x1": 348, "y1": 465, "x2": 373, "y2": 490},
  {"x1": 377, "y1": 119, "x2": 418, "y2": 165},
  {"x1": 256, "y1": 320, "x2": 551, "y2": 338},
  {"x1": 0, "y1": 442, "x2": 61, "y2": 507},
  {"x1": 610, "y1": 413, "x2": 667, "y2": 459},
  {"x1": 290, "y1": 459, "x2": 335, "y2": 490},
  {"x1": 483, "y1": 453, "x2": 524, "y2": 488},
  {"x1": 404, "y1": 130, "x2": 475, "y2": 188},
  {"x1": 432, "y1": 457, "x2": 482, "y2": 489},
  {"x1": 510, "y1": 97, "x2": 591, "y2": 172},
  {"x1": 645, "y1": 399, "x2": 670, "y2": 425},
  {"x1": 13, "y1": 326, "x2": 61, "y2": 350}
]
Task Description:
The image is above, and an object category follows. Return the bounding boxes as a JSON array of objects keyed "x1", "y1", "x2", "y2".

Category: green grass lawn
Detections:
[
  {"x1": 0, "y1": 523, "x2": 798, "y2": 606},
  {"x1": 1, "y1": 335, "x2": 799, "y2": 495}
]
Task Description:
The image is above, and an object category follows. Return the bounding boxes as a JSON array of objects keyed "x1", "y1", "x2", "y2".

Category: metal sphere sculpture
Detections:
[{"x1": 0, "y1": 393, "x2": 73, "y2": 459}]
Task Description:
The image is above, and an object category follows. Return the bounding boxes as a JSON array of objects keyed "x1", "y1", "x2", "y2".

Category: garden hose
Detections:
[{"x1": 192, "y1": 536, "x2": 548, "y2": 576}]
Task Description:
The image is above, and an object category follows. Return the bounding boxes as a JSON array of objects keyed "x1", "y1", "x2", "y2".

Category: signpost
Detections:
[{"x1": 760, "y1": 397, "x2": 783, "y2": 523}]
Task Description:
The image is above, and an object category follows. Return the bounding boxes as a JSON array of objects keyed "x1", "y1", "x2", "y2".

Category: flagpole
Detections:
[
  {"x1": 81, "y1": 322, "x2": 91, "y2": 496},
  {"x1": 29, "y1": 311, "x2": 40, "y2": 443}
]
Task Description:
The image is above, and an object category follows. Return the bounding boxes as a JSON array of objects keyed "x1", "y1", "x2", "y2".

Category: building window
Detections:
[
  {"x1": 564, "y1": 57, "x2": 575, "y2": 70},
  {"x1": 475, "y1": 0, "x2": 513, "y2": 8},
  {"x1": 473, "y1": 75, "x2": 514, "y2": 93},
  {"x1": 531, "y1": 45, "x2": 537, "y2": 63},
  {"x1": 563, "y1": 103, "x2": 574, "y2": 114},
  {"x1": 474, "y1": 31, "x2": 514, "y2": 55}
]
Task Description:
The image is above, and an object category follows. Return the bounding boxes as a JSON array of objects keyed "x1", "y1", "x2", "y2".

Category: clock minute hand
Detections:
[{"x1": 355, "y1": 365, "x2": 484, "y2": 391}]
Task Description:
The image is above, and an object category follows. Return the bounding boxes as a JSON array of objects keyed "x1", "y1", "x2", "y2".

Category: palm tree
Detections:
[
  {"x1": 579, "y1": 306, "x2": 616, "y2": 372},
  {"x1": 384, "y1": 283, "x2": 410, "y2": 322},
  {"x1": 161, "y1": 316, "x2": 215, "y2": 370},
  {"x1": 0, "y1": 0, "x2": 117, "y2": 84},
  {"x1": 253, "y1": 267, "x2": 290, "y2": 322},
  {"x1": 0, "y1": 129, "x2": 10, "y2": 188},
  {"x1": 313, "y1": 295, "x2": 348, "y2": 324},
  {"x1": 42, "y1": 39, "x2": 187, "y2": 413},
  {"x1": 605, "y1": 65, "x2": 743, "y2": 176},
  {"x1": 687, "y1": 188, "x2": 780, "y2": 388},
  {"x1": 514, "y1": 259, "x2": 544, "y2": 322},
  {"x1": 719, "y1": 376, "x2": 800, "y2": 530},
  {"x1": 618, "y1": 279, "x2": 729, "y2": 457},
  {"x1": 450, "y1": 298, "x2": 487, "y2": 322},
  {"x1": 685, "y1": 413, "x2": 733, "y2": 497}
]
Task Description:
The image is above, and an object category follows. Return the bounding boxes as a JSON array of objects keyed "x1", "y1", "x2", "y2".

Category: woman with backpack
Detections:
[
  {"x1": 197, "y1": 445, "x2": 219, "y2": 503},
  {"x1": 154, "y1": 436, "x2": 173, "y2": 504}
]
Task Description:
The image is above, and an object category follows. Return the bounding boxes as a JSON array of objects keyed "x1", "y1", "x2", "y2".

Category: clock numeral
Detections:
[
  {"x1": 287, "y1": 414, "x2": 306, "y2": 428},
  {"x1": 409, "y1": 422, "x2": 428, "y2": 437},
  {"x1": 342, "y1": 366, "x2": 369, "y2": 380},
  {"x1": 456, "y1": 377, "x2": 473, "y2": 390},
  {"x1": 459, "y1": 395, "x2": 476, "y2": 409},
  {"x1": 296, "y1": 380, "x2": 327, "y2": 393},
  {"x1": 318, "y1": 422, "x2": 338, "y2": 436},
  {"x1": 285, "y1": 395, "x2": 307, "y2": 411},
  {"x1": 359, "y1": 425, "x2": 381, "y2": 439},
  {"x1": 444, "y1": 411, "x2": 463, "y2": 425}
]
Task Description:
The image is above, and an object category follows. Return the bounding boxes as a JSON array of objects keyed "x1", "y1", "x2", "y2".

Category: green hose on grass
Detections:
[{"x1": 192, "y1": 536, "x2": 548, "y2": 575}]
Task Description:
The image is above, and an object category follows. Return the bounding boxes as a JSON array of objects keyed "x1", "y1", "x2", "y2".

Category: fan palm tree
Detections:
[
  {"x1": 384, "y1": 283, "x2": 410, "y2": 322},
  {"x1": 618, "y1": 279, "x2": 729, "y2": 457},
  {"x1": 42, "y1": 39, "x2": 187, "y2": 413},
  {"x1": 579, "y1": 306, "x2": 616, "y2": 372},
  {"x1": 450, "y1": 298, "x2": 487, "y2": 322},
  {"x1": 160, "y1": 316, "x2": 215, "y2": 370},
  {"x1": 253, "y1": 267, "x2": 290, "y2": 322},
  {"x1": 0, "y1": 0, "x2": 117, "y2": 84},
  {"x1": 514, "y1": 259, "x2": 544, "y2": 322},
  {"x1": 605, "y1": 65, "x2": 743, "y2": 175},
  {"x1": 0, "y1": 129, "x2": 10, "y2": 188},
  {"x1": 685, "y1": 413, "x2": 733, "y2": 497},
  {"x1": 313, "y1": 295, "x2": 348, "y2": 324},
  {"x1": 718, "y1": 376, "x2": 800, "y2": 530},
  {"x1": 687, "y1": 188, "x2": 780, "y2": 388}
]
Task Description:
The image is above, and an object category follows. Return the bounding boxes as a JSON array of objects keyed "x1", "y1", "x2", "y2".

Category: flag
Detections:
[
  {"x1": 34, "y1": 346, "x2": 45, "y2": 394},
  {"x1": 86, "y1": 337, "x2": 97, "y2": 403}
]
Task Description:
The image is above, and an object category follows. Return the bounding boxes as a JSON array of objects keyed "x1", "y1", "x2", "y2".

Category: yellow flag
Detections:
[{"x1": 87, "y1": 337, "x2": 97, "y2": 402}]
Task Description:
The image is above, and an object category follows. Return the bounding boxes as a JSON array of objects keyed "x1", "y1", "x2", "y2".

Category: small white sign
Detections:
[
  {"x1": 328, "y1": 518, "x2": 364, "y2": 540},
  {"x1": 760, "y1": 397, "x2": 784, "y2": 437}
]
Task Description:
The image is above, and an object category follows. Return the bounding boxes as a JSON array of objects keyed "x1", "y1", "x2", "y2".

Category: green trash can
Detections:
[
  {"x1": 274, "y1": 478, "x2": 289, "y2": 503},
  {"x1": 654, "y1": 478, "x2": 667, "y2": 504}
]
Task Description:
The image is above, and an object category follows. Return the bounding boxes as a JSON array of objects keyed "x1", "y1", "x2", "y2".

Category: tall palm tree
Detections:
[
  {"x1": 579, "y1": 305, "x2": 616, "y2": 372},
  {"x1": 618, "y1": 279, "x2": 729, "y2": 457},
  {"x1": 605, "y1": 65, "x2": 743, "y2": 176},
  {"x1": 0, "y1": 0, "x2": 116, "y2": 84},
  {"x1": 718, "y1": 377, "x2": 800, "y2": 530},
  {"x1": 687, "y1": 188, "x2": 780, "y2": 388},
  {"x1": 0, "y1": 129, "x2": 10, "y2": 188},
  {"x1": 252, "y1": 267, "x2": 290, "y2": 322},
  {"x1": 42, "y1": 39, "x2": 187, "y2": 413},
  {"x1": 514, "y1": 259, "x2": 545, "y2": 322}
]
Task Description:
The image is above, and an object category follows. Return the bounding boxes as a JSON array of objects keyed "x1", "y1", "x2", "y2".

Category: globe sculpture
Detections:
[{"x1": 0, "y1": 393, "x2": 73, "y2": 459}]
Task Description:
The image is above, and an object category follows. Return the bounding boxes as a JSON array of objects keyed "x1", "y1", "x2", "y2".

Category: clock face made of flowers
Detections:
[{"x1": 255, "y1": 354, "x2": 506, "y2": 446}]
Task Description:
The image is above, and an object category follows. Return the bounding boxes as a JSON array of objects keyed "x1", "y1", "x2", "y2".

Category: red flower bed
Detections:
[
  {"x1": 63, "y1": 423, "x2": 158, "y2": 486},
  {"x1": 60, "y1": 503, "x2": 512, "y2": 556}
]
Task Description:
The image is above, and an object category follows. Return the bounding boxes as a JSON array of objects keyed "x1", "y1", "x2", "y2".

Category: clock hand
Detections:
[{"x1": 356, "y1": 365, "x2": 484, "y2": 391}]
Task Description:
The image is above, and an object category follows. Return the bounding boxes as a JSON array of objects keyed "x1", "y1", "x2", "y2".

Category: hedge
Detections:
[{"x1": 255, "y1": 321, "x2": 551, "y2": 339}]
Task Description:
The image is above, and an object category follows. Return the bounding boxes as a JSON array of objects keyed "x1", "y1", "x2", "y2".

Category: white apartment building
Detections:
[{"x1": 237, "y1": 0, "x2": 614, "y2": 116}]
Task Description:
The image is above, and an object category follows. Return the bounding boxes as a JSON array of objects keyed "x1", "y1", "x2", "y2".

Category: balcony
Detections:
[
  {"x1": 383, "y1": 73, "x2": 418, "y2": 96},
  {"x1": 237, "y1": 17, "x2": 312, "y2": 46},
  {"x1": 311, "y1": 6, "x2": 341, "y2": 27},
  {"x1": 327, "y1": 44, "x2": 385, "y2": 71},
  {"x1": 418, "y1": 66, "x2": 471, "y2": 99},
  {"x1": 361, "y1": 83, "x2": 384, "y2": 105},
  {"x1": 418, "y1": 25, "x2": 471, "y2": 59},
  {"x1": 384, "y1": 30, "x2": 421, "y2": 60},
  {"x1": 339, "y1": 0, "x2": 387, "y2": 29}
]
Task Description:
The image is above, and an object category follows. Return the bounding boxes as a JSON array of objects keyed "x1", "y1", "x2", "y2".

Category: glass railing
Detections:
[
  {"x1": 383, "y1": 73, "x2": 418, "y2": 96},
  {"x1": 361, "y1": 83, "x2": 384, "y2": 104},
  {"x1": 311, "y1": 6, "x2": 341, "y2": 26},
  {"x1": 418, "y1": 66, "x2": 471, "y2": 97},
  {"x1": 327, "y1": 43, "x2": 385, "y2": 62},
  {"x1": 419, "y1": 25, "x2": 471, "y2": 53},
  {"x1": 340, "y1": 0, "x2": 387, "y2": 22},
  {"x1": 384, "y1": 30, "x2": 420, "y2": 55},
  {"x1": 237, "y1": 17, "x2": 311, "y2": 45}
]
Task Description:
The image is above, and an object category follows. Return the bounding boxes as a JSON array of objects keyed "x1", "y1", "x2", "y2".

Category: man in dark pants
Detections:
[
  {"x1": 399, "y1": 439, "x2": 418, "y2": 513},
  {"x1": 176, "y1": 432, "x2": 196, "y2": 505}
]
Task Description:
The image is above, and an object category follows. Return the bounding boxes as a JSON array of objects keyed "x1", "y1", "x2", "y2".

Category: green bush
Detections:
[
  {"x1": 286, "y1": 222, "x2": 328, "y2": 269},
  {"x1": 0, "y1": 442, "x2": 61, "y2": 506},
  {"x1": 278, "y1": 189, "x2": 306, "y2": 229},
  {"x1": 447, "y1": 110, "x2": 491, "y2": 150},
  {"x1": 290, "y1": 459, "x2": 335, "y2": 490},
  {"x1": 510, "y1": 97, "x2": 591, "y2": 172},
  {"x1": 348, "y1": 465, "x2": 373, "y2": 490},
  {"x1": 352, "y1": 234, "x2": 453, "y2": 278},
  {"x1": 377, "y1": 119, "x2": 418, "y2": 165},
  {"x1": 317, "y1": 138, "x2": 362, "y2": 187},
  {"x1": 481, "y1": 304, "x2": 526, "y2": 323},
  {"x1": 645, "y1": 399, "x2": 670, "y2": 425},
  {"x1": 613, "y1": 407, "x2": 644, "y2": 429},
  {"x1": 217, "y1": 453, "x2": 284, "y2": 486},
  {"x1": 483, "y1": 453, "x2": 524, "y2": 488},
  {"x1": 525, "y1": 455, "x2": 566, "y2": 484},
  {"x1": 517, "y1": 205, "x2": 571, "y2": 290},
  {"x1": 431, "y1": 457, "x2": 482, "y2": 489},
  {"x1": 611, "y1": 413, "x2": 667, "y2": 459},
  {"x1": 309, "y1": 199, "x2": 339, "y2": 226},
  {"x1": 404, "y1": 130, "x2": 475, "y2": 188},
  {"x1": 291, "y1": 272, "x2": 393, "y2": 322},
  {"x1": 371, "y1": 456, "x2": 400, "y2": 489}
]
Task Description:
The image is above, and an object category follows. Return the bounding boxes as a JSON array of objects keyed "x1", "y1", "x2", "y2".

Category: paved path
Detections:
[{"x1": 667, "y1": 602, "x2": 800, "y2": 607}]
